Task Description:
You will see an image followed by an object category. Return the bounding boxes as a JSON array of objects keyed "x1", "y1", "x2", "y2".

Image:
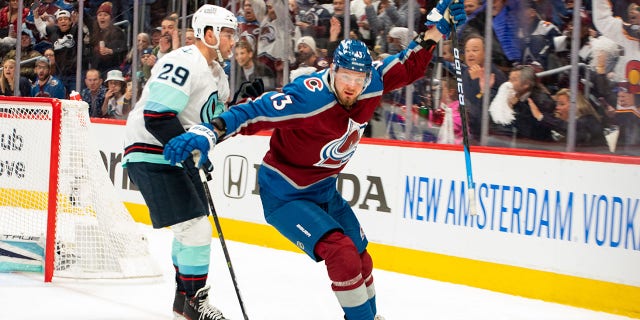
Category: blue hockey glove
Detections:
[
  {"x1": 449, "y1": 0, "x2": 467, "y2": 30},
  {"x1": 425, "y1": 0, "x2": 453, "y2": 35},
  {"x1": 425, "y1": 0, "x2": 467, "y2": 36},
  {"x1": 163, "y1": 123, "x2": 218, "y2": 168}
]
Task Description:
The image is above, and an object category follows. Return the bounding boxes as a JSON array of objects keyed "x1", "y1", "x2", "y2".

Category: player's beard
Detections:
[{"x1": 336, "y1": 90, "x2": 360, "y2": 109}]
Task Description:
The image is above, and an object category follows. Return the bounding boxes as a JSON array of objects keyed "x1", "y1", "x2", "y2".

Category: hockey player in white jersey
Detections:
[{"x1": 122, "y1": 4, "x2": 237, "y2": 320}]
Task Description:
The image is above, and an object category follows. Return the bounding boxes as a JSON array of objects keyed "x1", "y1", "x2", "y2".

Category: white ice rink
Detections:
[{"x1": 0, "y1": 225, "x2": 635, "y2": 320}]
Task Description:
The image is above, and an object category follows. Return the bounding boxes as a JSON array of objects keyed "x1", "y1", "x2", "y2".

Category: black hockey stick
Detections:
[
  {"x1": 198, "y1": 167, "x2": 250, "y2": 320},
  {"x1": 447, "y1": 6, "x2": 478, "y2": 216}
]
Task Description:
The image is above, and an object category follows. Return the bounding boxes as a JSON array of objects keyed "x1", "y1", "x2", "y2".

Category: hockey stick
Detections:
[
  {"x1": 197, "y1": 166, "x2": 250, "y2": 320},
  {"x1": 447, "y1": 6, "x2": 478, "y2": 216}
]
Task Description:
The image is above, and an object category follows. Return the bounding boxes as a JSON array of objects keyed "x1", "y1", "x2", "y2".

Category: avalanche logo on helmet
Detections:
[{"x1": 316, "y1": 119, "x2": 366, "y2": 168}]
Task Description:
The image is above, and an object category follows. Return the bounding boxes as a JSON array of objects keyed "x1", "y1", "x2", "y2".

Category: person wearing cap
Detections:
[
  {"x1": 34, "y1": 8, "x2": 88, "y2": 95},
  {"x1": 101, "y1": 69, "x2": 131, "y2": 119},
  {"x1": 30, "y1": 56, "x2": 65, "y2": 98},
  {"x1": 386, "y1": 27, "x2": 417, "y2": 54},
  {"x1": 88, "y1": 2, "x2": 126, "y2": 75},
  {"x1": 3, "y1": 29, "x2": 42, "y2": 80},
  {"x1": 291, "y1": 36, "x2": 329, "y2": 73},
  {"x1": 31, "y1": 0, "x2": 62, "y2": 34}
]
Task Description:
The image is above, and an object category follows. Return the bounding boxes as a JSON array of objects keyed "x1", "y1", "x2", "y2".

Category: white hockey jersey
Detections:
[{"x1": 123, "y1": 45, "x2": 230, "y2": 165}]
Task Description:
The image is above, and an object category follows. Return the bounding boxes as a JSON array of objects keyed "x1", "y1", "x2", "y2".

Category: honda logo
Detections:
[{"x1": 223, "y1": 155, "x2": 248, "y2": 198}]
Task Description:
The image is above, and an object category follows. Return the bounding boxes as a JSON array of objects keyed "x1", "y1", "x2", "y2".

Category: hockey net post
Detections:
[{"x1": 0, "y1": 97, "x2": 160, "y2": 281}]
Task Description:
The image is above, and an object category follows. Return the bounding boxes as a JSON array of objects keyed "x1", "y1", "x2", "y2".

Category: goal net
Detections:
[{"x1": 0, "y1": 97, "x2": 160, "y2": 281}]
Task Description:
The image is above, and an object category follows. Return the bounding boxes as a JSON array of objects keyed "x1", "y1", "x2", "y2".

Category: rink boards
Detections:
[{"x1": 90, "y1": 119, "x2": 640, "y2": 319}]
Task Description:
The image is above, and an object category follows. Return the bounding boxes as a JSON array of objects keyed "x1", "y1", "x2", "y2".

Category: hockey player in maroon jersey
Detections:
[{"x1": 164, "y1": 1, "x2": 466, "y2": 318}]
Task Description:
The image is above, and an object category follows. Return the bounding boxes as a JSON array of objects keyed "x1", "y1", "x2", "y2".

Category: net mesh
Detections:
[{"x1": 0, "y1": 99, "x2": 160, "y2": 279}]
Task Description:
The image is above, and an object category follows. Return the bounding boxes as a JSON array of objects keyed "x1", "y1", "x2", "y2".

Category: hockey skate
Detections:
[
  {"x1": 173, "y1": 291, "x2": 186, "y2": 319},
  {"x1": 183, "y1": 285, "x2": 228, "y2": 320}
]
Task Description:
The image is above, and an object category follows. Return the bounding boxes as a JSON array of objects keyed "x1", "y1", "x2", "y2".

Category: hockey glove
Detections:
[
  {"x1": 425, "y1": 0, "x2": 453, "y2": 35},
  {"x1": 449, "y1": 0, "x2": 467, "y2": 29},
  {"x1": 425, "y1": 0, "x2": 467, "y2": 37},
  {"x1": 163, "y1": 123, "x2": 218, "y2": 168},
  {"x1": 230, "y1": 78, "x2": 265, "y2": 105}
]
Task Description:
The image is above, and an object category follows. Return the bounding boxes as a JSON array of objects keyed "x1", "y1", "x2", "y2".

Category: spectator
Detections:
[
  {"x1": 257, "y1": 0, "x2": 295, "y2": 88},
  {"x1": 101, "y1": 69, "x2": 131, "y2": 119},
  {"x1": 519, "y1": 0, "x2": 564, "y2": 70},
  {"x1": 30, "y1": 0, "x2": 62, "y2": 42},
  {"x1": 461, "y1": 33, "x2": 507, "y2": 139},
  {"x1": 438, "y1": 76, "x2": 463, "y2": 144},
  {"x1": 152, "y1": 13, "x2": 180, "y2": 60},
  {"x1": 509, "y1": 65, "x2": 556, "y2": 141},
  {"x1": 464, "y1": 0, "x2": 482, "y2": 15},
  {"x1": 43, "y1": 48, "x2": 58, "y2": 77},
  {"x1": 81, "y1": 68, "x2": 107, "y2": 117},
  {"x1": 296, "y1": 0, "x2": 332, "y2": 49},
  {"x1": 291, "y1": 36, "x2": 329, "y2": 72},
  {"x1": 461, "y1": 0, "x2": 523, "y2": 71},
  {"x1": 89, "y1": 2, "x2": 127, "y2": 75},
  {"x1": 613, "y1": 81, "x2": 640, "y2": 149},
  {"x1": 149, "y1": 26, "x2": 161, "y2": 47},
  {"x1": 587, "y1": 35, "x2": 619, "y2": 123},
  {"x1": 35, "y1": 9, "x2": 88, "y2": 94},
  {"x1": 238, "y1": 0, "x2": 266, "y2": 49},
  {"x1": 386, "y1": 26, "x2": 416, "y2": 54},
  {"x1": 364, "y1": 0, "x2": 421, "y2": 54},
  {"x1": 123, "y1": 32, "x2": 152, "y2": 84},
  {"x1": 184, "y1": 28, "x2": 195, "y2": 46},
  {"x1": 0, "y1": 58, "x2": 31, "y2": 96},
  {"x1": 331, "y1": 0, "x2": 361, "y2": 42},
  {"x1": 528, "y1": 88, "x2": 606, "y2": 147},
  {"x1": 232, "y1": 39, "x2": 276, "y2": 93},
  {"x1": 31, "y1": 56, "x2": 65, "y2": 98},
  {"x1": 350, "y1": 0, "x2": 377, "y2": 48},
  {"x1": 0, "y1": 0, "x2": 31, "y2": 41},
  {"x1": 592, "y1": 0, "x2": 640, "y2": 83},
  {"x1": 139, "y1": 47, "x2": 154, "y2": 85},
  {"x1": 364, "y1": 0, "x2": 390, "y2": 53},
  {"x1": 4, "y1": 29, "x2": 42, "y2": 80}
]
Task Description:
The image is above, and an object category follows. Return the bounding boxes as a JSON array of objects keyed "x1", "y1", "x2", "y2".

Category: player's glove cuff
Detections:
[{"x1": 188, "y1": 123, "x2": 218, "y2": 151}]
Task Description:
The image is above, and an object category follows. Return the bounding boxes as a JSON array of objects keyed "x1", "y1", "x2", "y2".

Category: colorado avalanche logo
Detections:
[{"x1": 316, "y1": 119, "x2": 366, "y2": 168}]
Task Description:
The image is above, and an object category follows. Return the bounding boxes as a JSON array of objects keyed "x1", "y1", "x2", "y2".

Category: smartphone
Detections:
[{"x1": 30, "y1": 0, "x2": 41, "y2": 12}]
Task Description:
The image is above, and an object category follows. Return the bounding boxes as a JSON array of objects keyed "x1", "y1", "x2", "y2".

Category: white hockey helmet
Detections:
[{"x1": 192, "y1": 4, "x2": 237, "y2": 41}]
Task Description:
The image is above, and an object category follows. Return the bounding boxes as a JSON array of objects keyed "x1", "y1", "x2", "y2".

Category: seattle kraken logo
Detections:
[
  {"x1": 200, "y1": 91, "x2": 223, "y2": 122},
  {"x1": 316, "y1": 119, "x2": 366, "y2": 168}
]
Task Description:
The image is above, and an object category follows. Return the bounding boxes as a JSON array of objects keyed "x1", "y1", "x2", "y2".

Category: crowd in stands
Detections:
[{"x1": 0, "y1": 0, "x2": 637, "y2": 155}]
